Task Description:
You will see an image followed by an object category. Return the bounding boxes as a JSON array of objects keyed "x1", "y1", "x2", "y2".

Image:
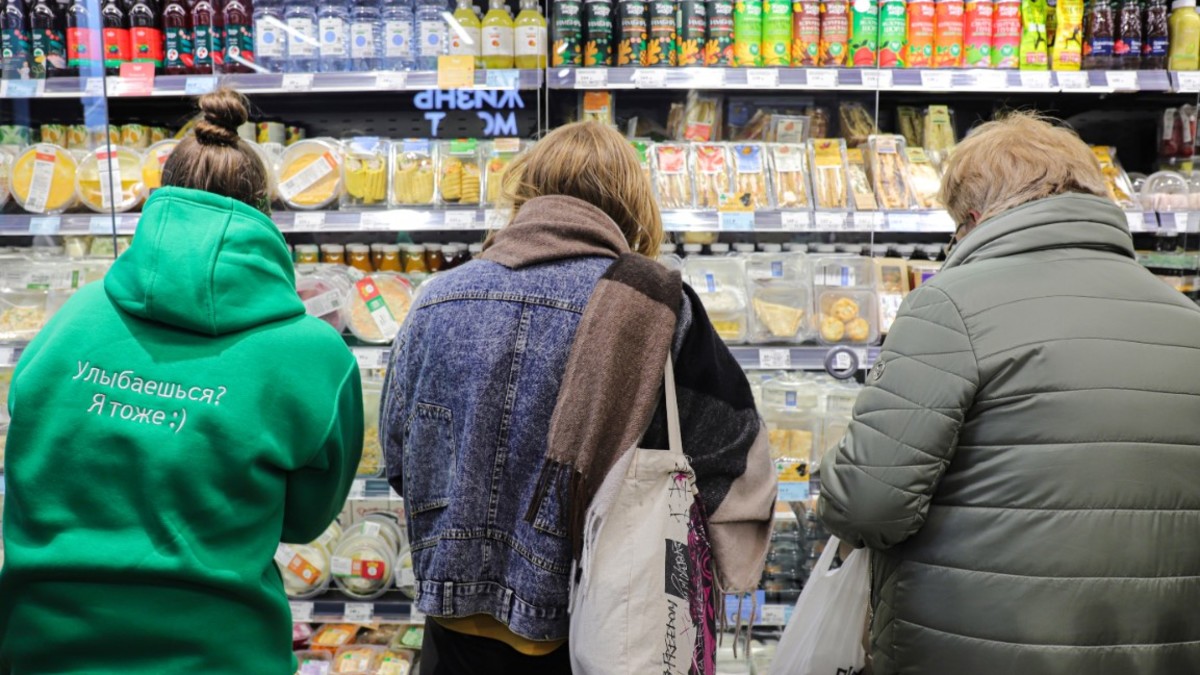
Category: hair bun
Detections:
[{"x1": 193, "y1": 88, "x2": 250, "y2": 147}]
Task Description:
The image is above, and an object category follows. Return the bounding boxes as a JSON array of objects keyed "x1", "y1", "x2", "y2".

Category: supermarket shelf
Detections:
[
  {"x1": 730, "y1": 346, "x2": 880, "y2": 373},
  {"x1": 549, "y1": 66, "x2": 1174, "y2": 93},
  {"x1": 0, "y1": 69, "x2": 542, "y2": 99}
]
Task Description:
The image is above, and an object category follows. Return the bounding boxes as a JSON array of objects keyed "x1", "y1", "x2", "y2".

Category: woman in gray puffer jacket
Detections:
[{"x1": 818, "y1": 112, "x2": 1200, "y2": 674}]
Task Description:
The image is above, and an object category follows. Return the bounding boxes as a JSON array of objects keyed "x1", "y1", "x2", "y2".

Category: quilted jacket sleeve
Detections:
[{"x1": 817, "y1": 284, "x2": 979, "y2": 550}]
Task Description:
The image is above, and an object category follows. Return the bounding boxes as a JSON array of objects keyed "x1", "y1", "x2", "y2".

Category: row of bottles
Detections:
[{"x1": 0, "y1": 0, "x2": 544, "y2": 78}]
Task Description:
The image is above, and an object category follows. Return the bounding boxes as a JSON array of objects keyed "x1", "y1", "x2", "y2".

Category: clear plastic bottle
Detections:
[
  {"x1": 481, "y1": 0, "x2": 514, "y2": 67},
  {"x1": 380, "y1": 0, "x2": 415, "y2": 69},
  {"x1": 447, "y1": 0, "x2": 482, "y2": 65},
  {"x1": 348, "y1": 0, "x2": 382, "y2": 69},
  {"x1": 513, "y1": 0, "x2": 546, "y2": 67},
  {"x1": 284, "y1": 0, "x2": 319, "y2": 71},
  {"x1": 253, "y1": 0, "x2": 288, "y2": 72},
  {"x1": 317, "y1": 0, "x2": 350, "y2": 71},
  {"x1": 415, "y1": 0, "x2": 447, "y2": 69}
]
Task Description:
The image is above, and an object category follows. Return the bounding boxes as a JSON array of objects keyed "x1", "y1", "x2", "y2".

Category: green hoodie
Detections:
[{"x1": 0, "y1": 187, "x2": 363, "y2": 674}]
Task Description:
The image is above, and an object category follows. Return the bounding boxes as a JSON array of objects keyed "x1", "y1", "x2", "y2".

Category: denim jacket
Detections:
[{"x1": 381, "y1": 256, "x2": 610, "y2": 641}]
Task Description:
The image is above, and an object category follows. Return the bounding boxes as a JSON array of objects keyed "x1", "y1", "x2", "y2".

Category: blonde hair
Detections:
[
  {"x1": 499, "y1": 121, "x2": 663, "y2": 257},
  {"x1": 939, "y1": 111, "x2": 1110, "y2": 227}
]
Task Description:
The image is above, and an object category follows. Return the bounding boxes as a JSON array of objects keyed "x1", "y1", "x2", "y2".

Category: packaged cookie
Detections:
[
  {"x1": 770, "y1": 144, "x2": 811, "y2": 209},
  {"x1": 692, "y1": 143, "x2": 732, "y2": 209},
  {"x1": 438, "y1": 139, "x2": 483, "y2": 205},
  {"x1": 905, "y1": 147, "x2": 942, "y2": 209},
  {"x1": 845, "y1": 148, "x2": 878, "y2": 211},
  {"x1": 866, "y1": 135, "x2": 917, "y2": 211},
  {"x1": 652, "y1": 143, "x2": 694, "y2": 209},
  {"x1": 390, "y1": 139, "x2": 437, "y2": 206},
  {"x1": 485, "y1": 138, "x2": 523, "y2": 206},
  {"x1": 341, "y1": 137, "x2": 390, "y2": 209},
  {"x1": 729, "y1": 143, "x2": 771, "y2": 210},
  {"x1": 808, "y1": 139, "x2": 850, "y2": 210}
]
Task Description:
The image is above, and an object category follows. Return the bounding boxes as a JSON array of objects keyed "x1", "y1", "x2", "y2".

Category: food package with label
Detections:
[
  {"x1": 729, "y1": 143, "x2": 771, "y2": 210},
  {"x1": 808, "y1": 139, "x2": 850, "y2": 211},
  {"x1": 692, "y1": 143, "x2": 732, "y2": 209},
  {"x1": 839, "y1": 102, "x2": 878, "y2": 148},
  {"x1": 341, "y1": 273, "x2": 414, "y2": 344},
  {"x1": 141, "y1": 139, "x2": 180, "y2": 192},
  {"x1": 294, "y1": 649, "x2": 334, "y2": 675},
  {"x1": 296, "y1": 266, "x2": 353, "y2": 333},
  {"x1": 75, "y1": 146, "x2": 145, "y2": 213},
  {"x1": 684, "y1": 92, "x2": 723, "y2": 142},
  {"x1": 905, "y1": 147, "x2": 942, "y2": 209},
  {"x1": 394, "y1": 541, "x2": 416, "y2": 599},
  {"x1": 359, "y1": 376, "x2": 384, "y2": 477},
  {"x1": 485, "y1": 138, "x2": 524, "y2": 206},
  {"x1": 278, "y1": 139, "x2": 344, "y2": 210},
  {"x1": 309, "y1": 625, "x2": 362, "y2": 654},
  {"x1": 332, "y1": 645, "x2": 386, "y2": 674},
  {"x1": 390, "y1": 140, "x2": 437, "y2": 206},
  {"x1": 770, "y1": 144, "x2": 812, "y2": 209},
  {"x1": 897, "y1": 106, "x2": 923, "y2": 148},
  {"x1": 770, "y1": 115, "x2": 811, "y2": 144},
  {"x1": 387, "y1": 625, "x2": 426, "y2": 652},
  {"x1": 0, "y1": 147, "x2": 13, "y2": 209},
  {"x1": 874, "y1": 257, "x2": 911, "y2": 334},
  {"x1": 761, "y1": 378, "x2": 822, "y2": 467},
  {"x1": 275, "y1": 534, "x2": 335, "y2": 600},
  {"x1": 0, "y1": 289, "x2": 50, "y2": 341},
  {"x1": 438, "y1": 139, "x2": 483, "y2": 205},
  {"x1": 0, "y1": 366, "x2": 12, "y2": 469},
  {"x1": 580, "y1": 91, "x2": 615, "y2": 126},
  {"x1": 745, "y1": 252, "x2": 812, "y2": 344},
  {"x1": 11, "y1": 144, "x2": 79, "y2": 214},
  {"x1": 346, "y1": 514, "x2": 407, "y2": 553},
  {"x1": 331, "y1": 532, "x2": 396, "y2": 600},
  {"x1": 812, "y1": 256, "x2": 879, "y2": 345},
  {"x1": 922, "y1": 105, "x2": 957, "y2": 171},
  {"x1": 341, "y1": 137, "x2": 390, "y2": 209},
  {"x1": 866, "y1": 135, "x2": 918, "y2": 211},
  {"x1": 845, "y1": 148, "x2": 878, "y2": 211},
  {"x1": 683, "y1": 256, "x2": 749, "y2": 342},
  {"x1": 652, "y1": 143, "x2": 695, "y2": 209},
  {"x1": 377, "y1": 649, "x2": 417, "y2": 675},
  {"x1": 1092, "y1": 146, "x2": 1138, "y2": 209}
]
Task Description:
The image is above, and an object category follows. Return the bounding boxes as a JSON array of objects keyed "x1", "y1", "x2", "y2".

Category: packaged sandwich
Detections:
[
  {"x1": 653, "y1": 143, "x2": 694, "y2": 209},
  {"x1": 693, "y1": 143, "x2": 732, "y2": 209},
  {"x1": 771, "y1": 143, "x2": 812, "y2": 209}
]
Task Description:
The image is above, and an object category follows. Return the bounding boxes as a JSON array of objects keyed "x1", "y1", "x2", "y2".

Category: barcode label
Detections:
[
  {"x1": 24, "y1": 147, "x2": 57, "y2": 213},
  {"x1": 278, "y1": 153, "x2": 335, "y2": 200}
]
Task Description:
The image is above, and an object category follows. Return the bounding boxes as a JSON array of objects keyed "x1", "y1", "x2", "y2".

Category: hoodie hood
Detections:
[{"x1": 105, "y1": 187, "x2": 304, "y2": 336}]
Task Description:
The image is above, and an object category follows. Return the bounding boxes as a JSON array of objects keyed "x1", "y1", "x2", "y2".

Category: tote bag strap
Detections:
[{"x1": 664, "y1": 355, "x2": 684, "y2": 458}]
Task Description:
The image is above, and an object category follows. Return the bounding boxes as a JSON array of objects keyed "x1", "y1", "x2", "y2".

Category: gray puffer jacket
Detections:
[{"x1": 818, "y1": 194, "x2": 1200, "y2": 675}]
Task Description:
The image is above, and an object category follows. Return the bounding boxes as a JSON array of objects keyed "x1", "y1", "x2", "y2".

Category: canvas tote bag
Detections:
[{"x1": 569, "y1": 356, "x2": 699, "y2": 675}]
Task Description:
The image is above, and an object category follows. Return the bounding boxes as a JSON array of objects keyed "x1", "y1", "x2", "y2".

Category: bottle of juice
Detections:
[
  {"x1": 191, "y1": 0, "x2": 221, "y2": 73},
  {"x1": 100, "y1": 0, "x2": 129, "y2": 74},
  {"x1": 1114, "y1": 0, "x2": 1142, "y2": 67},
  {"x1": 551, "y1": 0, "x2": 582, "y2": 65},
  {"x1": 514, "y1": 0, "x2": 545, "y2": 67},
  {"x1": 482, "y1": 0, "x2": 514, "y2": 67},
  {"x1": 905, "y1": 0, "x2": 935, "y2": 66},
  {"x1": 820, "y1": 0, "x2": 849, "y2": 65},
  {"x1": 732, "y1": 0, "x2": 761, "y2": 65},
  {"x1": 128, "y1": 0, "x2": 164, "y2": 69},
  {"x1": 224, "y1": 0, "x2": 255, "y2": 71},
  {"x1": 963, "y1": 0, "x2": 992, "y2": 66},
  {"x1": 1168, "y1": 0, "x2": 1200, "y2": 69},
  {"x1": 66, "y1": 0, "x2": 101, "y2": 75},
  {"x1": 584, "y1": 0, "x2": 613, "y2": 65},
  {"x1": 762, "y1": 0, "x2": 792, "y2": 65},
  {"x1": 1082, "y1": 0, "x2": 1112, "y2": 68},
  {"x1": 1018, "y1": 0, "x2": 1048, "y2": 69},
  {"x1": 447, "y1": 0, "x2": 482, "y2": 65},
  {"x1": 705, "y1": 0, "x2": 733, "y2": 64},
  {"x1": 849, "y1": 0, "x2": 878, "y2": 66},
  {"x1": 1051, "y1": 0, "x2": 1080, "y2": 68},
  {"x1": 30, "y1": 0, "x2": 66, "y2": 78},
  {"x1": 992, "y1": 0, "x2": 1019, "y2": 65},
  {"x1": 791, "y1": 0, "x2": 820, "y2": 65},
  {"x1": 878, "y1": 0, "x2": 906, "y2": 67},
  {"x1": 1143, "y1": 0, "x2": 1169, "y2": 68},
  {"x1": 646, "y1": 0, "x2": 674, "y2": 65},
  {"x1": 677, "y1": 0, "x2": 706, "y2": 65},
  {"x1": 1, "y1": 0, "x2": 31, "y2": 78},
  {"x1": 934, "y1": 0, "x2": 965, "y2": 67}
]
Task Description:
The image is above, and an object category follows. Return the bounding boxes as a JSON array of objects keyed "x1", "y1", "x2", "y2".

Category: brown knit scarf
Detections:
[{"x1": 480, "y1": 195, "x2": 682, "y2": 556}]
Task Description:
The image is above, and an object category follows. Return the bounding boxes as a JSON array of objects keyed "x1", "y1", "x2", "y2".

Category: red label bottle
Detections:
[
  {"x1": 100, "y1": 0, "x2": 129, "y2": 72},
  {"x1": 128, "y1": 0, "x2": 163, "y2": 66}
]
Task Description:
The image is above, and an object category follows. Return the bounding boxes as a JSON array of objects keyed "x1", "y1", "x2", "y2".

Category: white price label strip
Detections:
[
  {"x1": 28, "y1": 217, "x2": 60, "y2": 235},
  {"x1": 633, "y1": 69, "x2": 667, "y2": 88},
  {"x1": 814, "y1": 211, "x2": 846, "y2": 230},
  {"x1": 352, "y1": 348, "x2": 383, "y2": 370},
  {"x1": 1125, "y1": 212, "x2": 1148, "y2": 232},
  {"x1": 278, "y1": 153, "x2": 336, "y2": 201},
  {"x1": 376, "y1": 71, "x2": 407, "y2": 89},
  {"x1": 1178, "y1": 71, "x2": 1200, "y2": 92},
  {"x1": 1057, "y1": 71, "x2": 1089, "y2": 90},
  {"x1": 82, "y1": 77, "x2": 105, "y2": 96},
  {"x1": 282, "y1": 73, "x2": 314, "y2": 91},
  {"x1": 972, "y1": 69, "x2": 1007, "y2": 89},
  {"x1": 349, "y1": 478, "x2": 367, "y2": 499},
  {"x1": 90, "y1": 216, "x2": 116, "y2": 234},
  {"x1": 574, "y1": 68, "x2": 609, "y2": 88},
  {"x1": 758, "y1": 348, "x2": 792, "y2": 370},
  {"x1": 861, "y1": 69, "x2": 893, "y2": 89},
  {"x1": 834, "y1": 351, "x2": 854, "y2": 371},
  {"x1": 919, "y1": 70, "x2": 953, "y2": 89},
  {"x1": 1105, "y1": 71, "x2": 1138, "y2": 90},
  {"x1": 290, "y1": 601, "x2": 314, "y2": 622},
  {"x1": 688, "y1": 68, "x2": 725, "y2": 88},
  {"x1": 443, "y1": 210, "x2": 478, "y2": 229},
  {"x1": 1019, "y1": 71, "x2": 1052, "y2": 89},
  {"x1": 184, "y1": 76, "x2": 217, "y2": 94},
  {"x1": 806, "y1": 69, "x2": 838, "y2": 88},
  {"x1": 760, "y1": 605, "x2": 787, "y2": 626},
  {"x1": 293, "y1": 212, "x2": 326, "y2": 229},
  {"x1": 747, "y1": 69, "x2": 779, "y2": 88},
  {"x1": 411, "y1": 606, "x2": 426, "y2": 623},
  {"x1": 780, "y1": 211, "x2": 810, "y2": 230},
  {"x1": 344, "y1": 603, "x2": 374, "y2": 622}
]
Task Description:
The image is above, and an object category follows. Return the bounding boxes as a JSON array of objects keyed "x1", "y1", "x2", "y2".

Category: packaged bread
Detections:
[
  {"x1": 581, "y1": 91, "x2": 615, "y2": 125},
  {"x1": 845, "y1": 148, "x2": 878, "y2": 211},
  {"x1": 770, "y1": 144, "x2": 811, "y2": 209},
  {"x1": 652, "y1": 144, "x2": 694, "y2": 209},
  {"x1": 1092, "y1": 146, "x2": 1138, "y2": 209},
  {"x1": 839, "y1": 102, "x2": 878, "y2": 147},
  {"x1": 866, "y1": 135, "x2": 917, "y2": 211},
  {"x1": 897, "y1": 106, "x2": 923, "y2": 147},
  {"x1": 905, "y1": 147, "x2": 942, "y2": 209},
  {"x1": 485, "y1": 138, "x2": 523, "y2": 205},
  {"x1": 729, "y1": 143, "x2": 771, "y2": 210},
  {"x1": 438, "y1": 139, "x2": 482, "y2": 205},
  {"x1": 341, "y1": 137, "x2": 389, "y2": 208},
  {"x1": 278, "y1": 139, "x2": 343, "y2": 210},
  {"x1": 922, "y1": 105, "x2": 957, "y2": 170},
  {"x1": 693, "y1": 144, "x2": 732, "y2": 209},
  {"x1": 390, "y1": 140, "x2": 436, "y2": 206},
  {"x1": 808, "y1": 139, "x2": 849, "y2": 210}
]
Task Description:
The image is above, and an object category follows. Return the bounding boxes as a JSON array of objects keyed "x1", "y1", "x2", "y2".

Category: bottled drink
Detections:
[
  {"x1": 317, "y1": 0, "x2": 348, "y2": 71},
  {"x1": 190, "y1": 0, "x2": 221, "y2": 72},
  {"x1": 380, "y1": 0, "x2": 414, "y2": 69},
  {"x1": 415, "y1": 0, "x2": 446, "y2": 69},
  {"x1": 513, "y1": 0, "x2": 545, "y2": 67},
  {"x1": 481, "y1": 0, "x2": 512, "y2": 67},
  {"x1": 1083, "y1": 0, "x2": 1114, "y2": 69},
  {"x1": 552, "y1": 0, "x2": 582, "y2": 65},
  {"x1": 252, "y1": 0, "x2": 285, "y2": 71},
  {"x1": 583, "y1": 0, "x2": 613, "y2": 66},
  {"x1": 2, "y1": 0, "x2": 32, "y2": 78},
  {"x1": 223, "y1": 0, "x2": 254, "y2": 70},
  {"x1": 1114, "y1": 0, "x2": 1142, "y2": 68},
  {"x1": 100, "y1": 0, "x2": 129, "y2": 73},
  {"x1": 284, "y1": 0, "x2": 317, "y2": 70},
  {"x1": 66, "y1": 0, "x2": 102, "y2": 75},
  {"x1": 1143, "y1": 0, "x2": 1169, "y2": 68},
  {"x1": 1168, "y1": 0, "x2": 1200, "y2": 69},
  {"x1": 30, "y1": 0, "x2": 68, "y2": 78},
  {"x1": 128, "y1": 0, "x2": 164, "y2": 68},
  {"x1": 347, "y1": 0, "x2": 380, "y2": 69},
  {"x1": 447, "y1": 0, "x2": 481, "y2": 65}
]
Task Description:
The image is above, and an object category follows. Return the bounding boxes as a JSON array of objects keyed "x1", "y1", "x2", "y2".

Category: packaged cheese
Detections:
[
  {"x1": 485, "y1": 138, "x2": 524, "y2": 205},
  {"x1": 278, "y1": 139, "x2": 343, "y2": 210},
  {"x1": 341, "y1": 137, "x2": 390, "y2": 209},
  {"x1": 874, "y1": 256, "x2": 911, "y2": 333},
  {"x1": 11, "y1": 144, "x2": 78, "y2": 214},
  {"x1": 438, "y1": 139, "x2": 483, "y2": 205},
  {"x1": 342, "y1": 273, "x2": 414, "y2": 345}
]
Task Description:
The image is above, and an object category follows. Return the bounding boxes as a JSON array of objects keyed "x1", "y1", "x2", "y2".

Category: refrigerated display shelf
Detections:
[
  {"x1": 549, "y1": 66, "x2": 1176, "y2": 94},
  {"x1": 0, "y1": 69, "x2": 543, "y2": 100}
]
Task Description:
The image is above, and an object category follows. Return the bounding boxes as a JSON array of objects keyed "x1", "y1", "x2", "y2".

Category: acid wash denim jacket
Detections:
[{"x1": 381, "y1": 254, "x2": 775, "y2": 641}]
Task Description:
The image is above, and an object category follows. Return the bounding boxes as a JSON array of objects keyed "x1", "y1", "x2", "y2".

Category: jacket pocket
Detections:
[
  {"x1": 403, "y1": 402, "x2": 456, "y2": 516},
  {"x1": 529, "y1": 463, "x2": 569, "y2": 539}
]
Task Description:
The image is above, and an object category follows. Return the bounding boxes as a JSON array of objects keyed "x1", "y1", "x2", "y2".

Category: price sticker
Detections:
[
  {"x1": 758, "y1": 348, "x2": 792, "y2": 370},
  {"x1": 117, "y1": 62, "x2": 156, "y2": 96},
  {"x1": 633, "y1": 68, "x2": 667, "y2": 88},
  {"x1": 860, "y1": 69, "x2": 893, "y2": 89},
  {"x1": 388, "y1": 486, "x2": 403, "y2": 500},
  {"x1": 282, "y1": 73, "x2": 314, "y2": 91},
  {"x1": 486, "y1": 208, "x2": 510, "y2": 229},
  {"x1": 349, "y1": 479, "x2": 367, "y2": 500},
  {"x1": 289, "y1": 601, "x2": 314, "y2": 622},
  {"x1": 1125, "y1": 211, "x2": 1148, "y2": 232},
  {"x1": 82, "y1": 77, "x2": 106, "y2": 97},
  {"x1": 28, "y1": 217, "x2": 61, "y2": 235},
  {"x1": 376, "y1": 71, "x2": 408, "y2": 89},
  {"x1": 688, "y1": 67, "x2": 725, "y2": 88},
  {"x1": 185, "y1": 76, "x2": 218, "y2": 95},
  {"x1": 352, "y1": 348, "x2": 383, "y2": 370},
  {"x1": 485, "y1": 69, "x2": 520, "y2": 89},
  {"x1": 443, "y1": 210, "x2": 478, "y2": 229},
  {"x1": 1169, "y1": 211, "x2": 1191, "y2": 233},
  {"x1": 1, "y1": 79, "x2": 44, "y2": 98},
  {"x1": 1105, "y1": 70, "x2": 1138, "y2": 91},
  {"x1": 972, "y1": 69, "x2": 1008, "y2": 89},
  {"x1": 887, "y1": 212, "x2": 920, "y2": 231},
  {"x1": 1178, "y1": 71, "x2": 1200, "y2": 93},
  {"x1": 1057, "y1": 71, "x2": 1089, "y2": 90},
  {"x1": 924, "y1": 210, "x2": 956, "y2": 232},
  {"x1": 814, "y1": 211, "x2": 846, "y2": 230},
  {"x1": 780, "y1": 210, "x2": 810, "y2": 230},
  {"x1": 853, "y1": 211, "x2": 882, "y2": 231},
  {"x1": 279, "y1": 152, "x2": 336, "y2": 201},
  {"x1": 746, "y1": 69, "x2": 779, "y2": 88},
  {"x1": 293, "y1": 212, "x2": 326, "y2": 229},
  {"x1": 0, "y1": 347, "x2": 16, "y2": 367},
  {"x1": 919, "y1": 70, "x2": 953, "y2": 90},
  {"x1": 344, "y1": 603, "x2": 374, "y2": 622},
  {"x1": 717, "y1": 211, "x2": 755, "y2": 231},
  {"x1": 437, "y1": 55, "x2": 476, "y2": 89},
  {"x1": 760, "y1": 605, "x2": 788, "y2": 626},
  {"x1": 806, "y1": 68, "x2": 838, "y2": 88},
  {"x1": 1019, "y1": 70, "x2": 1052, "y2": 89},
  {"x1": 360, "y1": 211, "x2": 394, "y2": 229},
  {"x1": 89, "y1": 215, "x2": 116, "y2": 234},
  {"x1": 574, "y1": 68, "x2": 609, "y2": 88}
]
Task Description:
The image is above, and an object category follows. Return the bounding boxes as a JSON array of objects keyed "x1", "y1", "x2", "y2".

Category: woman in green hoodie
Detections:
[{"x1": 0, "y1": 90, "x2": 363, "y2": 674}]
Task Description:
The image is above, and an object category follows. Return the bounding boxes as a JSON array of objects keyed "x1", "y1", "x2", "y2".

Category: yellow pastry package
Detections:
[
  {"x1": 652, "y1": 144, "x2": 694, "y2": 209},
  {"x1": 729, "y1": 143, "x2": 771, "y2": 210},
  {"x1": 745, "y1": 253, "x2": 812, "y2": 344},
  {"x1": 845, "y1": 148, "x2": 878, "y2": 211},
  {"x1": 866, "y1": 135, "x2": 917, "y2": 211},
  {"x1": 692, "y1": 143, "x2": 732, "y2": 209},
  {"x1": 808, "y1": 139, "x2": 849, "y2": 210},
  {"x1": 485, "y1": 138, "x2": 524, "y2": 206},
  {"x1": 812, "y1": 256, "x2": 878, "y2": 345},
  {"x1": 438, "y1": 139, "x2": 482, "y2": 205},
  {"x1": 770, "y1": 144, "x2": 811, "y2": 209},
  {"x1": 390, "y1": 139, "x2": 437, "y2": 206}
]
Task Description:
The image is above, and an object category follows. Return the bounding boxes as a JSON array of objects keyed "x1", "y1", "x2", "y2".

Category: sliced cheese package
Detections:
[
  {"x1": 745, "y1": 252, "x2": 812, "y2": 344},
  {"x1": 390, "y1": 139, "x2": 437, "y2": 206},
  {"x1": 341, "y1": 137, "x2": 390, "y2": 209},
  {"x1": 484, "y1": 138, "x2": 525, "y2": 206},
  {"x1": 770, "y1": 143, "x2": 812, "y2": 209},
  {"x1": 683, "y1": 255, "x2": 749, "y2": 342},
  {"x1": 438, "y1": 139, "x2": 483, "y2": 205},
  {"x1": 692, "y1": 143, "x2": 732, "y2": 209}
]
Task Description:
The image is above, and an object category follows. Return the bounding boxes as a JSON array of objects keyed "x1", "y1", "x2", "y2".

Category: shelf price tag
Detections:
[
  {"x1": 1105, "y1": 71, "x2": 1138, "y2": 91},
  {"x1": 352, "y1": 348, "x2": 384, "y2": 370},
  {"x1": 349, "y1": 479, "x2": 368, "y2": 500},
  {"x1": 805, "y1": 68, "x2": 838, "y2": 88},
  {"x1": 814, "y1": 211, "x2": 846, "y2": 230},
  {"x1": 1, "y1": 79, "x2": 45, "y2": 98},
  {"x1": 972, "y1": 69, "x2": 1007, "y2": 89},
  {"x1": 779, "y1": 210, "x2": 810, "y2": 230},
  {"x1": 717, "y1": 211, "x2": 755, "y2": 231},
  {"x1": 292, "y1": 212, "x2": 326, "y2": 230},
  {"x1": 89, "y1": 215, "x2": 116, "y2": 234},
  {"x1": 853, "y1": 211, "x2": 883, "y2": 231},
  {"x1": 746, "y1": 68, "x2": 779, "y2": 88},
  {"x1": 574, "y1": 68, "x2": 609, "y2": 89},
  {"x1": 760, "y1": 604, "x2": 788, "y2": 627},
  {"x1": 184, "y1": 76, "x2": 218, "y2": 95},
  {"x1": 860, "y1": 69, "x2": 893, "y2": 89},
  {"x1": 376, "y1": 71, "x2": 408, "y2": 89},
  {"x1": 633, "y1": 69, "x2": 667, "y2": 88},
  {"x1": 28, "y1": 217, "x2": 60, "y2": 235},
  {"x1": 344, "y1": 603, "x2": 374, "y2": 622},
  {"x1": 758, "y1": 348, "x2": 792, "y2": 369},
  {"x1": 82, "y1": 77, "x2": 105, "y2": 97},
  {"x1": 919, "y1": 70, "x2": 953, "y2": 89},
  {"x1": 687, "y1": 67, "x2": 726, "y2": 88},
  {"x1": 1056, "y1": 71, "x2": 1089, "y2": 90},
  {"x1": 289, "y1": 601, "x2": 314, "y2": 622},
  {"x1": 410, "y1": 606, "x2": 426, "y2": 623},
  {"x1": 443, "y1": 210, "x2": 478, "y2": 229},
  {"x1": 116, "y1": 62, "x2": 156, "y2": 96},
  {"x1": 0, "y1": 347, "x2": 16, "y2": 368},
  {"x1": 887, "y1": 211, "x2": 920, "y2": 231},
  {"x1": 485, "y1": 209, "x2": 509, "y2": 229},
  {"x1": 1177, "y1": 71, "x2": 1200, "y2": 92},
  {"x1": 1125, "y1": 211, "x2": 1149, "y2": 232},
  {"x1": 282, "y1": 73, "x2": 314, "y2": 92},
  {"x1": 437, "y1": 55, "x2": 476, "y2": 89},
  {"x1": 485, "y1": 69, "x2": 520, "y2": 89},
  {"x1": 360, "y1": 211, "x2": 393, "y2": 229},
  {"x1": 1019, "y1": 70, "x2": 1052, "y2": 89}
]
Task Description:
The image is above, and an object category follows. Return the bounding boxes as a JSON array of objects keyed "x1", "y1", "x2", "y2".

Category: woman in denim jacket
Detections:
[{"x1": 382, "y1": 122, "x2": 776, "y2": 674}]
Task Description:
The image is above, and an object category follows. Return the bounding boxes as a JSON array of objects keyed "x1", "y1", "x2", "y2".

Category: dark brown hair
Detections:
[{"x1": 160, "y1": 88, "x2": 271, "y2": 213}]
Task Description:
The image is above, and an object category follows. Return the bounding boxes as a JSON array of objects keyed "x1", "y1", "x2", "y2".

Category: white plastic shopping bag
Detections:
[{"x1": 770, "y1": 536, "x2": 869, "y2": 675}]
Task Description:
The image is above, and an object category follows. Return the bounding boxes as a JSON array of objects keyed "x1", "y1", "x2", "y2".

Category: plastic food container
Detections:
[
  {"x1": 343, "y1": 516, "x2": 405, "y2": 556},
  {"x1": 1141, "y1": 171, "x2": 1190, "y2": 212},
  {"x1": 332, "y1": 645, "x2": 386, "y2": 673},
  {"x1": 359, "y1": 378, "x2": 384, "y2": 477},
  {"x1": 377, "y1": 649, "x2": 417, "y2": 675},
  {"x1": 484, "y1": 138, "x2": 523, "y2": 205},
  {"x1": 294, "y1": 650, "x2": 334, "y2": 675},
  {"x1": 390, "y1": 140, "x2": 437, "y2": 206},
  {"x1": 684, "y1": 256, "x2": 749, "y2": 343},
  {"x1": 815, "y1": 289, "x2": 878, "y2": 345},
  {"x1": 275, "y1": 541, "x2": 333, "y2": 599},
  {"x1": 394, "y1": 542, "x2": 416, "y2": 599},
  {"x1": 278, "y1": 139, "x2": 343, "y2": 210},
  {"x1": 309, "y1": 624, "x2": 361, "y2": 654},
  {"x1": 437, "y1": 139, "x2": 482, "y2": 205},
  {"x1": 342, "y1": 137, "x2": 389, "y2": 209},
  {"x1": 0, "y1": 290, "x2": 50, "y2": 341},
  {"x1": 11, "y1": 144, "x2": 78, "y2": 214},
  {"x1": 331, "y1": 533, "x2": 395, "y2": 600},
  {"x1": 653, "y1": 143, "x2": 694, "y2": 209},
  {"x1": 771, "y1": 144, "x2": 811, "y2": 209},
  {"x1": 812, "y1": 255, "x2": 874, "y2": 289},
  {"x1": 140, "y1": 139, "x2": 179, "y2": 191},
  {"x1": 296, "y1": 270, "x2": 350, "y2": 333},
  {"x1": 342, "y1": 273, "x2": 414, "y2": 344},
  {"x1": 749, "y1": 286, "x2": 811, "y2": 344},
  {"x1": 0, "y1": 148, "x2": 13, "y2": 209},
  {"x1": 76, "y1": 146, "x2": 145, "y2": 213}
]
